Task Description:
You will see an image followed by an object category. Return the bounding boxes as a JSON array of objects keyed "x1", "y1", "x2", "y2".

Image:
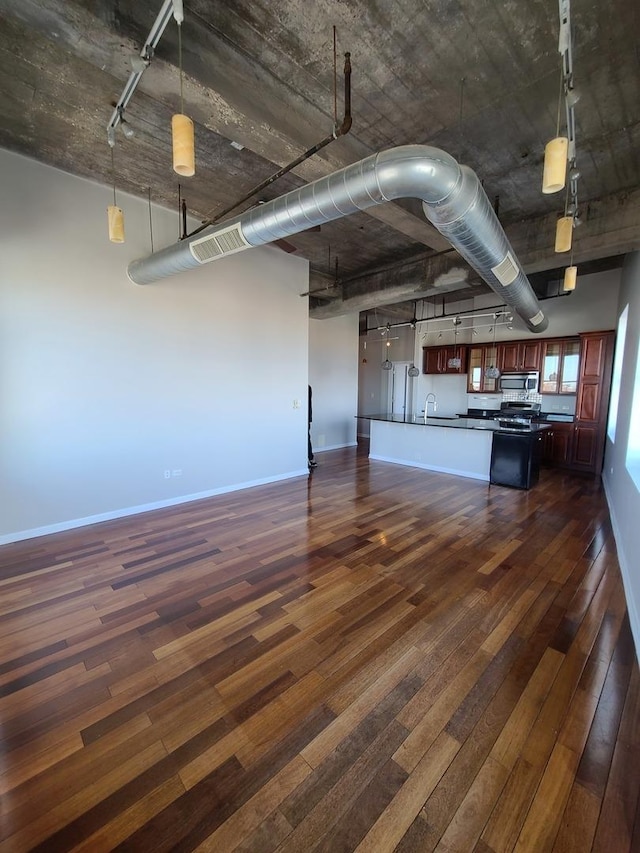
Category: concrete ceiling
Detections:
[{"x1": 1, "y1": 0, "x2": 639, "y2": 322}]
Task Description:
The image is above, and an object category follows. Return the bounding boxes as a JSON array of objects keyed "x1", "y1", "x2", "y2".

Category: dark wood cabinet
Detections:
[
  {"x1": 542, "y1": 423, "x2": 574, "y2": 467},
  {"x1": 423, "y1": 347, "x2": 442, "y2": 375},
  {"x1": 541, "y1": 332, "x2": 614, "y2": 474},
  {"x1": 499, "y1": 340, "x2": 541, "y2": 373},
  {"x1": 540, "y1": 338, "x2": 580, "y2": 394},
  {"x1": 569, "y1": 331, "x2": 615, "y2": 474},
  {"x1": 422, "y1": 345, "x2": 467, "y2": 375},
  {"x1": 572, "y1": 425, "x2": 599, "y2": 468},
  {"x1": 467, "y1": 345, "x2": 500, "y2": 392}
]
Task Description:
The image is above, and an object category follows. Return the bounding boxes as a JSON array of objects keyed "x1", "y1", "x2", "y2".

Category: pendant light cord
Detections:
[
  {"x1": 333, "y1": 26, "x2": 338, "y2": 126},
  {"x1": 556, "y1": 63, "x2": 564, "y2": 138},
  {"x1": 178, "y1": 22, "x2": 184, "y2": 114},
  {"x1": 458, "y1": 77, "x2": 465, "y2": 162},
  {"x1": 148, "y1": 187, "x2": 154, "y2": 252},
  {"x1": 111, "y1": 145, "x2": 117, "y2": 206}
]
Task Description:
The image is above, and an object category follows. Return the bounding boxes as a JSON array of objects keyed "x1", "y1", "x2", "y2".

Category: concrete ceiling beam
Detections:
[{"x1": 309, "y1": 186, "x2": 640, "y2": 318}]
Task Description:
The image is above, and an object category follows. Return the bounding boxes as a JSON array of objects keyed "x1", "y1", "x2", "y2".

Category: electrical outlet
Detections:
[
  {"x1": 164, "y1": 470, "x2": 171, "y2": 479},
  {"x1": 293, "y1": 399, "x2": 301, "y2": 409}
]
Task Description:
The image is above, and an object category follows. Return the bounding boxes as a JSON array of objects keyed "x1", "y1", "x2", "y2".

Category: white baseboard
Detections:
[
  {"x1": 368, "y1": 453, "x2": 489, "y2": 482},
  {"x1": 0, "y1": 468, "x2": 309, "y2": 546},
  {"x1": 602, "y1": 477, "x2": 640, "y2": 659},
  {"x1": 315, "y1": 441, "x2": 357, "y2": 454}
]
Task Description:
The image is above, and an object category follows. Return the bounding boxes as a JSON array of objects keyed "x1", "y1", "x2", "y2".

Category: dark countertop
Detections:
[
  {"x1": 537, "y1": 413, "x2": 575, "y2": 423},
  {"x1": 459, "y1": 411, "x2": 575, "y2": 424},
  {"x1": 357, "y1": 413, "x2": 551, "y2": 434}
]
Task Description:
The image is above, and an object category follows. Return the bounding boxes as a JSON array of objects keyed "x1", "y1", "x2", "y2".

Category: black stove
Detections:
[
  {"x1": 495, "y1": 401, "x2": 541, "y2": 429},
  {"x1": 466, "y1": 407, "x2": 501, "y2": 420}
]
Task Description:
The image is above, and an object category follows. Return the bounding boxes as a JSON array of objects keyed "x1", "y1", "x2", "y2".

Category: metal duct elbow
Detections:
[{"x1": 127, "y1": 145, "x2": 547, "y2": 333}]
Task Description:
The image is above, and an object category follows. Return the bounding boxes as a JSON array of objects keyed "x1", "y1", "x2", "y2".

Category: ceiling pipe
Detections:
[
  {"x1": 127, "y1": 144, "x2": 548, "y2": 333},
  {"x1": 187, "y1": 51, "x2": 352, "y2": 238}
]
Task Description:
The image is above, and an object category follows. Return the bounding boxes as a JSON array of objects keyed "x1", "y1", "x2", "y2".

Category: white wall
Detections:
[
  {"x1": 357, "y1": 323, "x2": 418, "y2": 436},
  {"x1": 603, "y1": 252, "x2": 640, "y2": 654},
  {"x1": 0, "y1": 150, "x2": 310, "y2": 543},
  {"x1": 467, "y1": 269, "x2": 621, "y2": 343},
  {"x1": 309, "y1": 314, "x2": 359, "y2": 452}
]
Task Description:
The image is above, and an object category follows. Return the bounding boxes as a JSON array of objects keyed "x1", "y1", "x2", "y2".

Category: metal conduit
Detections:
[{"x1": 127, "y1": 144, "x2": 548, "y2": 333}]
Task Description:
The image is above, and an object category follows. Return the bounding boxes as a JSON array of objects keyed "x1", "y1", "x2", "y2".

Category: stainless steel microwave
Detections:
[{"x1": 498, "y1": 371, "x2": 539, "y2": 393}]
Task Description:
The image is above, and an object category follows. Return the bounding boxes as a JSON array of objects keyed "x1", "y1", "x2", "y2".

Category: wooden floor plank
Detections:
[{"x1": 0, "y1": 445, "x2": 638, "y2": 851}]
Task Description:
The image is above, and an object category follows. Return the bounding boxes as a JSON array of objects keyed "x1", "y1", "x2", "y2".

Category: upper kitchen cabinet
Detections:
[
  {"x1": 540, "y1": 338, "x2": 580, "y2": 394},
  {"x1": 422, "y1": 345, "x2": 468, "y2": 375},
  {"x1": 467, "y1": 345, "x2": 499, "y2": 392},
  {"x1": 499, "y1": 340, "x2": 541, "y2": 373}
]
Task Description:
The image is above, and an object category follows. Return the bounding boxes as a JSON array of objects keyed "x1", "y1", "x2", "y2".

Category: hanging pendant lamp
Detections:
[
  {"x1": 542, "y1": 67, "x2": 568, "y2": 194},
  {"x1": 172, "y1": 1, "x2": 195, "y2": 177},
  {"x1": 563, "y1": 236, "x2": 577, "y2": 291},
  {"x1": 107, "y1": 145, "x2": 125, "y2": 243},
  {"x1": 555, "y1": 215, "x2": 573, "y2": 252},
  {"x1": 484, "y1": 313, "x2": 501, "y2": 379},
  {"x1": 542, "y1": 137, "x2": 568, "y2": 194},
  {"x1": 563, "y1": 265, "x2": 577, "y2": 291}
]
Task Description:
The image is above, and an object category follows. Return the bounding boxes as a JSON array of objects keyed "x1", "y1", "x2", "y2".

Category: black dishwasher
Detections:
[{"x1": 490, "y1": 430, "x2": 543, "y2": 489}]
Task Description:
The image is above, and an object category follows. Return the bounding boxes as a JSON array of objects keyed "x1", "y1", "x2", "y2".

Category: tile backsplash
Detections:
[{"x1": 501, "y1": 390, "x2": 543, "y2": 405}]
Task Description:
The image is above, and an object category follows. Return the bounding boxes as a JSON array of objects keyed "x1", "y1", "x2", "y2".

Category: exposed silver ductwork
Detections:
[{"x1": 127, "y1": 145, "x2": 548, "y2": 333}]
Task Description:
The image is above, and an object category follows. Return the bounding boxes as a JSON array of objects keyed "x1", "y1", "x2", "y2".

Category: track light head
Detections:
[
  {"x1": 565, "y1": 88, "x2": 580, "y2": 108},
  {"x1": 121, "y1": 120, "x2": 135, "y2": 139},
  {"x1": 130, "y1": 55, "x2": 150, "y2": 74}
]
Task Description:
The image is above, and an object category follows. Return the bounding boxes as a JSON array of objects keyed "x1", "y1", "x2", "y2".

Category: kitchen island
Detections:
[{"x1": 358, "y1": 413, "x2": 549, "y2": 484}]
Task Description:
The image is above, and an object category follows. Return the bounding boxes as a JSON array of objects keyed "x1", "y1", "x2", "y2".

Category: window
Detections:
[
  {"x1": 608, "y1": 305, "x2": 628, "y2": 443},
  {"x1": 625, "y1": 332, "x2": 640, "y2": 490}
]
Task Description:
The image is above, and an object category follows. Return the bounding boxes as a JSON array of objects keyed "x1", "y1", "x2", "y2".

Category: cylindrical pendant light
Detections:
[
  {"x1": 563, "y1": 265, "x2": 577, "y2": 291},
  {"x1": 107, "y1": 145, "x2": 125, "y2": 243},
  {"x1": 555, "y1": 215, "x2": 573, "y2": 252},
  {"x1": 542, "y1": 136, "x2": 568, "y2": 193},
  {"x1": 172, "y1": 113, "x2": 195, "y2": 176},
  {"x1": 172, "y1": 15, "x2": 195, "y2": 177},
  {"x1": 107, "y1": 204, "x2": 125, "y2": 243}
]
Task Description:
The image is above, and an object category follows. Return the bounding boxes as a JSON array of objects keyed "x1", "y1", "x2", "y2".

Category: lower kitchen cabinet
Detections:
[
  {"x1": 572, "y1": 424, "x2": 600, "y2": 470},
  {"x1": 542, "y1": 423, "x2": 574, "y2": 467}
]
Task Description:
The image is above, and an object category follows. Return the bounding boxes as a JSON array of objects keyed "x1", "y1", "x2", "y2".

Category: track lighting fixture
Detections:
[
  {"x1": 121, "y1": 119, "x2": 135, "y2": 139},
  {"x1": 565, "y1": 88, "x2": 580, "y2": 108},
  {"x1": 130, "y1": 54, "x2": 151, "y2": 74}
]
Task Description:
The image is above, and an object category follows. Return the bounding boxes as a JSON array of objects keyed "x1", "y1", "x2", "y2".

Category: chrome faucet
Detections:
[{"x1": 424, "y1": 393, "x2": 437, "y2": 421}]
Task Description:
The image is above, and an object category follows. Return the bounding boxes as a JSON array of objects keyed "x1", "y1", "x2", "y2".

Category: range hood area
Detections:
[{"x1": 127, "y1": 145, "x2": 548, "y2": 334}]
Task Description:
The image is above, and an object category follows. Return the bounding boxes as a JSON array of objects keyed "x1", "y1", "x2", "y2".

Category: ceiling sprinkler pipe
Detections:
[
  {"x1": 128, "y1": 144, "x2": 548, "y2": 333},
  {"x1": 187, "y1": 52, "x2": 352, "y2": 237}
]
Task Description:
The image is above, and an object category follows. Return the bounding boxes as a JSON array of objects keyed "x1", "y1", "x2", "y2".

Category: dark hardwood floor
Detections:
[{"x1": 0, "y1": 444, "x2": 638, "y2": 851}]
